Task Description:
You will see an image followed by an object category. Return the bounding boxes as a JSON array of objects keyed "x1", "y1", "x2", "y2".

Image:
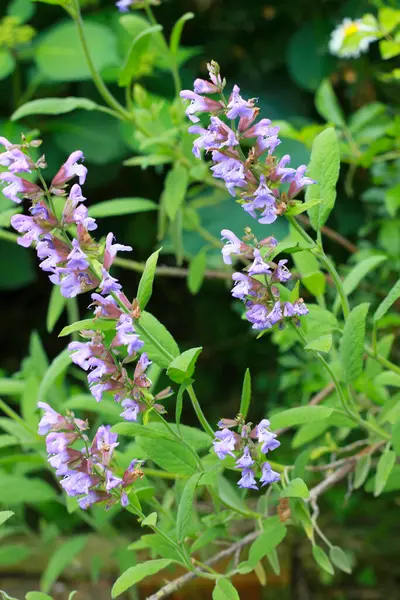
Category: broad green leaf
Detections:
[
  {"x1": 270, "y1": 406, "x2": 333, "y2": 430},
  {"x1": 175, "y1": 380, "x2": 192, "y2": 429},
  {"x1": 111, "y1": 559, "x2": 174, "y2": 597},
  {"x1": 348, "y1": 103, "x2": 386, "y2": 135},
  {"x1": 7, "y1": 0, "x2": 36, "y2": 22},
  {"x1": 379, "y1": 40, "x2": 400, "y2": 59},
  {"x1": 302, "y1": 272, "x2": 326, "y2": 297},
  {"x1": 374, "y1": 450, "x2": 396, "y2": 496},
  {"x1": 281, "y1": 478, "x2": 309, "y2": 499},
  {"x1": 312, "y1": 545, "x2": 334, "y2": 575},
  {"x1": 33, "y1": 0, "x2": 75, "y2": 16},
  {"x1": 88, "y1": 198, "x2": 157, "y2": 218},
  {"x1": 329, "y1": 546, "x2": 352, "y2": 574},
  {"x1": 141, "y1": 512, "x2": 157, "y2": 527},
  {"x1": 114, "y1": 421, "x2": 211, "y2": 452},
  {"x1": 287, "y1": 24, "x2": 331, "y2": 91},
  {"x1": 212, "y1": 578, "x2": 240, "y2": 600},
  {"x1": 187, "y1": 248, "x2": 207, "y2": 295},
  {"x1": 46, "y1": 286, "x2": 66, "y2": 333},
  {"x1": 334, "y1": 255, "x2": 387, "y2": 311},
  {"x1": 379, "y1": 7, "x2": 400, "y2": 34},
  {"x1": 315, "y1": 79, "x2": 345, "y2": 127},
  {"x1": 0, "y1": 475, "x2": 56, "y2": 505},
  {"x1": 292, "y1": 422, "x2": 328, "y2": 449},
  {"x1": 374, "y1": 279, "x2": 400, "y2": 322},
  {"x1": 35, "y1": 21, "x2": 118, "y2": 82},
  {"x1": 392, "y1": 419, "x2": 400, "y2": 455},
  {"x1": 40, "y1": 536, "x2": 88, "y2": 593},
  {"x1": 191, "y1": 527, "x2": 222, "y2": 554},
  {"x1": 0, "y1": 378, "x2": 24, "y2": 395},
  {"x1": 162, "y1": 164, "x2": 189, "y2": 222},
  {"x1": 170, "y1": 12, "x2": 195, "y2": 55},
  {"x1": 239, "y1": 368, "x2": 251, "y2": 420},
  {"x1": 292, "y1": 249, "x2": 325, "y2": 297},
  {"x1": 354, "y1": 455, "x2": 371, "y2": 489},
  {"x1": 267, "y1": 548, "x2": 281, "y2": 576},
  {"x1": 137, "y1": 249, "x2": 161, "y2": 310},
  {"x1": 119, "y1": 24, "x2": 163, "y2": 86},
  {"x1": 137, "y1": 437, "x2": 198, "y2": 475},
  {"x1": 176, "y1": 473, "x2": 202, "y2": 542},
  {"x1": 0, "y1": 51, "x2": 15, "y2": 81},
  {"x1": 37, "y1": 348, "x2": 71, "y2": 404},
  {"x1": 135, "y1": 311, "x2": 179, "y2": 368},
  {"x1": 217, "y1": 475, "x2": 258, "y2": 517},
  {"x1": 304, "y1": 334, "x2": 332, "y2": 353},
  {"x1": 167, "y1": 347, "x2": 202, "y2": 383},
  {"x1": 0, "y1": 544, "x2": 30, "y2": 566},
  {"x1": 59, "y1": 318, "x2": 116, "y2": 337},
  {"x1": 306, "y1": 127, "x2": 340, "y2": 230},
  {"x1": 11, "y1": 97, "x2": 105, "y2": 121},
  {"x1": 385, "y1": 183, "x2": 400, "y2": 217},
  {"x1": 340, "y1": 303, "x2": 369, "y2": 383},
  {"x1": 0, "y1": 511, "x2": 14, "y2": 527},
  {"x1": 375, "y1": 372, "x2": 400, "y2": 387},
  {"x1": 248, "y1": 522, "x2": 287, "y2": 567},
  {"x1": 285, "y1": 198, "x2": 321, "y2": 216}
]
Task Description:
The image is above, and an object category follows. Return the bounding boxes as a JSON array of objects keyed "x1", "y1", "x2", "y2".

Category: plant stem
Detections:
[
  {"x1": 187, "y1": 385, "x2": 214, "y2": 438},
  {"x1": 72, "y1": 0, "x2": 131, "y2": 120},
  {"x1": 66, "y1": 298, "x2": 80, "y2": 342},
  {"x1": 364, "y1": 345, "x2": 400, "y2": 377}
]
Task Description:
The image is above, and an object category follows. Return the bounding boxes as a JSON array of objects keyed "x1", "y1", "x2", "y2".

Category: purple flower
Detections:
[
  {"x1": 211, "y1": 153, "x2": 247, "y2": 196},
  {"x1": 189, "y1": 117, "x2": 238, "y2": 158},
  {"x1": 242, "y1": 176, "x2": 276, "y2": 222},
  {"x1": 37, "y1": 402, "x2": 67, "y2": 435},
  {"x1": 213, "y1": 428, "x2": 237, "y2": 459},
  {"x1": 260, "y1": 462, "x2": 280, "y2": 486},
  {"x1": 54, "y1": 270, "x2": 97, "y2": 298},
  {"x1": 67, "y1": 239, "x2": 89, "y2": 271},
  {"x1": 48, "y1": 448, "x2": 83, "y2": 476},
  {"x1": 288, "y1": 165, "x2": 315, "y2": 199},
  {"x1": 87, "y1": 357, "x2": 112, "y2": 384},
  {"x1": 99, "y1": 268, "x2": 122, "y2": 295},
  {"x1": 0, "y1": 147, "x2": 32, "y2": 173},
  {"x1": 293, "y1": 299, "x2": 309, "y2": 316},
  {"x1": 121, "y1": 491, "x2": 129, "y2": 507},
  {"x1": 248, "y1": 248, "x2": 271, "y2": 276},
  {"x1": 134, "y1": 352, "x2": 152, "y2": 380},
  {"x1": 256, "y1": 419, "x2": 280, "y2": 453},
  {"x1": 274, "y1": 259, "x2": 291, "y2": 283},
  {"x1": 115, "y1": 314, "x2": 144, "y2": 355},
  {"x1": 46, "y1": 432, "x2": 78, "y2": 454},
  {"x1": 90, "y1": 293, "x2": 121, "y2": 319},
  {"x1": 11, "y1": 214, "x2": 44, "y2": 247},
  {"x1": 221, "y1": 229, "x2": 244, "y2": 265},
  {"x1": 0, "y1": 172, "x2": 41, "y2": 203},
  {"x1": 115, "y1": 0, "x2": 135, "y2": 11},
  {"x1": 91, "y1": 425, "x2": 119, "y2": 466},
  {"x1": 68, "y1": 341, "x2": 93, "y2": 370},
  {"x1": 226, "y1": 85, "x2": 255, "y2": 120},
  {"x1": 90, "y1": 381, "x2": 114, "y2": 403},
  {"x1": 235, "y1": 446, "x2": 254, "y2": 469},
  {"x1": 52, "y1": 150, "x2": 87, "y2": 187},
  {"x1": 231, "y1": 273, "x2": 252, "y2": 300},
  {"x1": 266, "y1": 301, "x2": 283, "y2": 325},
  {"x1": 79, "y1": 491, "x2": 104, "y2": 510},
  {"x1": 272, "y1": 155, "x2": 296, "y2": 183},
  {"x1": 60, "y1": 471, "x2": 93, "y2": 496},
  {"x1": 120, "y1": 398, "x2": 140, "y2": 421},
  {"x1": 237, "y1": 468, "x2": 258, "y2": 490},
  {"x1": 193, "y1": 78, "x2": 219, "y2": 94},
  {"x1": 179, "y1": 90, "x2": 223, "y2": 123},
  {"x1": 103, "y1": 232, "x2": 132, "y2": 269},
  {"x1": 105, "y1": 470, "x2": 123, "y2": 492},
  {"x1": 245, "y1": 303, "x2": 272, "y2": 330}
]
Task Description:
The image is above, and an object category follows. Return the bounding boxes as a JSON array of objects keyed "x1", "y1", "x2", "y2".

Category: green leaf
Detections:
[
  {"x1": 217, "y1": 475, "x2": 258, "y2": 517},
  {"x1": 8, "y1": 0, "x2": 36, "y2": 22},
  {"x1": 375, "y1": 372, "x2": 400, "y2": 387},
  {"x1": 374, "y1": 450, "x2": 396, "y2": 496},
  {"x1": 379, "y1": 40, "x2": 400, "y2": 60},
  {"x1": 304, "y1": 334, "x2": 332, "y2": 353},
  {"x1": 88, "y1": 198, "x2": 157, "y2": 218},
  {"x1": 111, "y1": 559, "x2": 174, "y2": 597},
  {"x1": 306, "y1": 127, "x2": 340, "y2": 231},
  {"x1": 285, "y1": 199, "x2": 321, "y2": 216},
  {"x1": 334, "y1": 255, "x2": 387, "y2": 311},
  {"x1": 176, "y1": 473, "x2": 202, "y2": 542},
  {"x1": 239, "y1": 368, "x2": 251, "y2": 420},
  {"x1": 281, "y1": 478, "x2": 309, "y2": 499},
  {"x1": 0, "y1": 511, "x2": 14, "y2": 527},
  {"x1": 315, "y1": 79, "x2": 345, "y2": 127},
  {"x1": 270, "y1": 406, "x2": 333, "y2": 430},
  {"x1": 135, "y1": 311, "x2": 179, "y2": 368},
  {"x1": 187, "y1": 248, "x2": 207, "y2": 295},
  {"x1": 0, "y1": 475, "x2": 56, "y2": 505},
  {"x1": 302, "y1": 272, "x2": 326, "y2": 297},
  {"x1": 137, "y1": 249, "x2": 161, "y2": 311},
  {"x1": 162, "y1": 164, "x2": 189, "y2": 222},
  {"x1": 340, "y1": 303, "x2": 369, "y2": 383},
  {"x1": 0, "y1": 545, "x2": 31, "y2": 566},
  {"x1": 37, "y1": 348, "x2": 71, "y2": 404},
  {"x1": 175, "y1": 380, "x2": 192, "y2": 430},
  {"x1": 385, "y1": 183, "x2": 400, "y2": 217},
  {"x1": 0, "y1": 51, "x2": 15, "y2": 81},
  {"x1": 0, "y1": 378, "x2": 24, "y2": 395},
  {"x1": 119, "y1": 24, "x2": 163, "y2": 87},
  {"x1": 212, "y1": 579, "x2": 240, "y2": 600},
  {"x1": 114, "y1": 421, "x2": 211, "y2": 452},
  {"x1": 354, "y1": 455, "x2": 371, "y2": 489},
  {"x1": 374, "y1": 279, "x2": 400, "y2": 322},
  {"x1": 167, "y1": 347, "x2": 202, "y2": 383},
  {"x1": 287, "y1": 24, "x2": 332, "y2": 91},
  {"x1": 392, "y1": 419, "x2": 400, "y2": 455},
  {"x1": 379, "y1": 7, "x2": 400, "y2": 34},
  {"x1": 348, "y1": 103, "x2": 386, "y2": 135},
  {"x1": 35, "y1": 21, "x2": 118, "y2": 82},
  {"x1": 312, "y1": 545, "x2": 334, "y2": 575},
  {"x1": 248, "y1": 522, "x2": 287, "y2": 567},
  {"x1": 46, "y1": 286, "x2": 66, "y2": 333},
  {"x1": 40, "y1": 536, "x2": 88, "y2": 593},
  {"x1": 141, "y1": 512, "x2": 157, "y2": 527},
  {"x1": 58, "y1": 318, "x2": 116, "y2": 337},
  {"x1": 137, "y1": 437, "x2": 198, "y2": 475},
  {"x1": 170, "y1": 13, "x2": 195, "y2": 55},
  {"x1": 329, "y1": 546, "x2": 352, "y2": 574},
  {"x1": 11, "y1": 97, "x2": 106, "y2": 121}
]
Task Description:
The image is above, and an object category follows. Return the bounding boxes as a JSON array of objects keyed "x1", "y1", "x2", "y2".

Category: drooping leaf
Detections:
[
  {"x1": 59, "y1": 318, "x2": 116, "y2": 337},
  {"x1": 40, "y1": 536, "x2": 88, "y2": 593},
  {"x1": 170, "y1": 12, "x2": 195, "y2": 55},
  {"x1": 304, "y1": 334, "x2": 332, "y2": 353},
  {"x1": 374, "y1": 279, "x2": 400, "y2": 322},
  {"x1": 315, "y1": 79, "x2": 345, "y2": 127},
  {"x1": 187, "y1": 248, "x2": 207, "y2": 295},
  {"x1": 212, "y1": 578, "x2": 240, "y2": 600},
  {"x1": 176, "y1": 473, "x2": 202, "y2": 542},
  {"x1": 167, "y1": 347, "x2": 202, "y2": 383},
  {"x1": 312, "y1": 545, "x2": 334, "y2": 575},
  {"x1": 137, "y1": 249, "x2": 161, "y2": 311},
  {"x1": 270, "y1": 406, "x2": 333, "y2": 430},
  {"x1": 340, "y1": 303, "x2": 370, "y2": 383},
  {"x1": 247, "y1": 522, "x2": 287, "y2": 567},
  {"x1": 111, "y1": 559, "x2": 174, "y2": 598},
  {"x1": 0, "y1": 51, "x2": 15, "y2": 81},
  {"x1": 374, "y1": 449, "x2": 396, "y2": 496},
  {"x1": 280, "y1": 478, "x2": 309, "y2": 499},
  {"x1": 162, "y1": 164, "x2": 189, "y2": 222},
  {"x1": 88, "y1": 198, "x2": 157, "y2": 218},
  {"x1": 329, "y1": 546, "x2": 352, "y2": 574},
  {"x1": 392, "y1": 419, "x2": 400, "y2": 456},
  {"x1": 11, "y1": 97, "x2": 105, "y2": 121},
  {"x1": 119, "y1": 24, "x2": 163, "y2": 86},
  {"x1": 37, "y1": 348, "x2": 71, "y2": 404},
  {"x1": 306, "y1": 127, "x2": 340, "y2": 230},
  {"x1": 354, "y1": 454, "x2": 371, "y2": 489},
  {"x1": 239, "y1": 368, "x2": 251, "y2": 420},
  {"x1": 333, "y1": 255, "x2": 387, "y2": 311},
  {"x1": 0, "y1": 544, "x2": 31, "y2": 566}
]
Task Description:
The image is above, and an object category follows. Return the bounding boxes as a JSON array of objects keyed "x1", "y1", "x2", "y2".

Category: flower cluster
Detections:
[
  {"x1": 221, "y1": 228, "x2": 308, "y2": 331},
  {"x1": 180, "y1": 61, "x2": 315, "y2": 225},
  {"x1": 329, "y1": 17, "x2": 379, "y2": 58},
  {"x1": 214, "y1": 417, "x2": 280, "y2": 490},
  {"x1": 1, "y1": 137, "x2": 171, "y2": 418},
  {"x1": 38, "y1": 402, "x2": 144, "y2": 509}
]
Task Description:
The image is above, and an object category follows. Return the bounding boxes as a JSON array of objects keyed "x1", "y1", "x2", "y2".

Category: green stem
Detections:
[
  {"x1": 187, "y1": 385, "x2": 214, "y2": 438},
  {"x1": 72, "y1": 0, "x2": 131, "y2": 120},
  {"x1": 365, "y1": 345, "x2": 400, "y2": 377},
  {"x1": 0, "y1": 398, "x2": 39, "y2": 437},
  {"x1": 66, "y1": 297, "x2": 80, "y2": 342}
]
